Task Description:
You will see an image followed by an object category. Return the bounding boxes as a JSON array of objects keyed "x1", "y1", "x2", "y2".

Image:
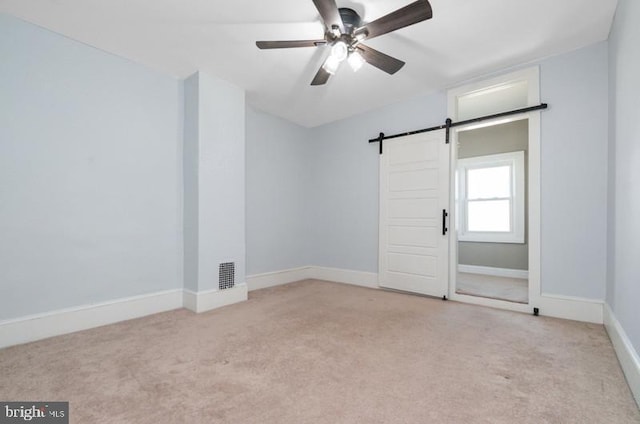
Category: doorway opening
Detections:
[
  {"x1": 447, "y1": 67, "x2": 541, "y2": 312},
  {"x1": 455, "y1": 119, "x2": 529, "y2": 303}
]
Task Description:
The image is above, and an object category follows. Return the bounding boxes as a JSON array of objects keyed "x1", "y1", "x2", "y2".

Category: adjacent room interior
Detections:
[
  {"x1": 452, "y1": 80, "x2": 532, "y2": 305},
  {"x1": 1, "y1": 0, "x2": 639, "y2": 422}
]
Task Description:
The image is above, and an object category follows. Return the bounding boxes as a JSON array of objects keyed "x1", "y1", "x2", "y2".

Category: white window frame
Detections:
[{"x1": 457, "y1": 151, "x2": 525, "y2": 243}]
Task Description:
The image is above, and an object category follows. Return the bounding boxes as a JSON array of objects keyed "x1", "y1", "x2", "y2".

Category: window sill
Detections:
[{"x1": 458, "y1": 233, "x2": 525, "y2": 244}]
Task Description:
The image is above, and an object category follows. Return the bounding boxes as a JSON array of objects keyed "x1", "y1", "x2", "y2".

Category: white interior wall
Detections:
[
  {"x1": 183, "y1": 74, "x2": 200, "y2": 293},
  {"x1": 245, "y1": 107, "x2": 313, "y2": 275},
  {"x1": 539, "y1": 42, "x2": 609, "y2": 299},
  {"x1": 0, "y1": 14, "x2": 183, "y2": 321},
  {"x1": 608, "y1": 0, "x2": 640, "y2": 357},
  {"x1": 195, "y1": 72, "x2": 246, "y2": 292},
  {"x1": 183, "y1": 71, "x2": 248, "y2": 294}
]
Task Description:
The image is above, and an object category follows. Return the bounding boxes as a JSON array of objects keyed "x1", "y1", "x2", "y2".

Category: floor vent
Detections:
[{"x1": 219, "y1": 262, "x2": 235, "y2": 290}]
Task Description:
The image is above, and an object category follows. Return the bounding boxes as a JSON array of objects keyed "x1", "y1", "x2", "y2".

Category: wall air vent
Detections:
[{"x1": 219, "y1": 262, "x2": 235, "y2": 290}]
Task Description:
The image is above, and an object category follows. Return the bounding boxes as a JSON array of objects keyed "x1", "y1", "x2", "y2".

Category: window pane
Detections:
[
  {"x1": 468, "y1": 200, "x2": 511, "y2": 232},
  {"x1": 467, "y1": 166, "x2": 511, "y2": 199}
]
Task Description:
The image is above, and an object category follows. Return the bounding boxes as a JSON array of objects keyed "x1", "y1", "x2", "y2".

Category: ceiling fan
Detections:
[{"x1": 256, "y1": 0, "x2": 433, "y2": 85}]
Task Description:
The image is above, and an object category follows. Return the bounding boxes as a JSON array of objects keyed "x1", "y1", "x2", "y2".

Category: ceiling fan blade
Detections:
[
  {"x1": 311, "y1": 66, "x2": 331, "y2": 85},
  {"x1": 312, "y1": 0, "x2": 344, "y2": 33},
  {"x1": 256, "y1": 40, "x2": 326, "y2": 49},
  {"x1": 358, "y1": 0, "x2": 432, "y2": 40},
  {"x1": 358, "y1": 44, "x2": 405, "y2": 74}
]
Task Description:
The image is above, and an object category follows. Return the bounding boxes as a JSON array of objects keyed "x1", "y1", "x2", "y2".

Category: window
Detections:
[{"x1": 457, "y1": 151, "x2": 525, "y2": 243}]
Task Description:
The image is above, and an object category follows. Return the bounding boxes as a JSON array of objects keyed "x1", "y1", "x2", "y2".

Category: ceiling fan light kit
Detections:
[
  {"x1": 347, "y1": 50, "x2": 365, "y2": 72},
  {"x1": 256, "y1": 0, "x2": 433, "y2": 85},
  {"x1": 323, "y1": 54, "x2": 341, "y2": 74}
]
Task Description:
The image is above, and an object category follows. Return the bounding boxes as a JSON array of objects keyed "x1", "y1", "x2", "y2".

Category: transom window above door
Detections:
[{"x1": 457, "y1": 151, "x2": 525, "y2": 243}]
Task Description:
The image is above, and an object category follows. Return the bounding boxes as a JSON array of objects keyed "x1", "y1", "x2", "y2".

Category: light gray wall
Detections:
[
  {"x1": 608, "y1": 0, "x2": 640, "y2": 354},
  {"x1": 539, "y1": 41, "x2": 609, "y2": 299},
  {"x1": 245, "y1": 93, "x2": 448, "y2": 276},
  {"x1": 307, "y1": 42, "x2": 609, "y2": 300},
  {"x1": 245, "y1": 107, "x2": 313, "y2": 275},
  {"x1": 458, "y1": 120, "x2": 529, "y2": 159},
  {"x1": 0, "y1": 14, "x2": 183, "y2": 320},
  {"x1": 308, "y1": 94, "x2": 448, "y2": 272},
  {"x1": 458, "y1": 120, "x2": 529, "y2": 270},
  {"x1": 183, "y1": 73, "x2": 200, "y2": 292},
  {"x1": 185, "y1": 72, "x2": 246, "y2": 292}
]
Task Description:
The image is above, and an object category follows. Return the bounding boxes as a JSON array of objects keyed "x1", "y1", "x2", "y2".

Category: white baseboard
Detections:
[
  {"x1": 604, "y1": 303, "x2": 640, "y2": 406},
  {"x1": 1, "y1": 270, "x2": 605, "y2": 350},
  {"x1": 309, "y1": 266, "x2": 379, "y2": 289},
  {"x1": 0, "y1": 283, "x2": 250, "y2": 349},
  {"x1": 246, "y1": 267, "x2": 313, "y2": 291},
  {"x1": 0, "y1": 289, "x2": 183, "y2": 349},
  {"x1": 183, "y1": 283, "x2": 248, "y2": 313},
  {"x1": 246, "y1": 266, "x2": 602, "y2": 324},
  {"x1": 458, "y1": 264, "x2": 529, "y2": 279},
  {"x1": 246, "y1": 266, "x2": 378, "y2": 291},
  {"x1": 538, "y1": 293, "x2": 604, "y2": 324}
]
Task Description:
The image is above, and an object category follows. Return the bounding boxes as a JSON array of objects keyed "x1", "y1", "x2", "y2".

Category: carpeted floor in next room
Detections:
[{"x1": 0, "y1": 280, "x2": 638, "y2": 423}]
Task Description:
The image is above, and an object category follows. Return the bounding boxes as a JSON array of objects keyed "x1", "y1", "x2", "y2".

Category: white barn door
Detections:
[{"x1": 379, "y1": 130, "x2": 450, "y2": 297}]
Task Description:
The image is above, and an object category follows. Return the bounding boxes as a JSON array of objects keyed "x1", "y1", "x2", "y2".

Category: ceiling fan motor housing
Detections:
[{"x1": 337, "y1": 8, "x2": 362, "y2": 34}]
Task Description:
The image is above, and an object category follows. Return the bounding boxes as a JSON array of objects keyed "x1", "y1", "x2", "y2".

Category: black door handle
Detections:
[{"x1": 442, "y1": 209, "x2": 448, "y2": 235}]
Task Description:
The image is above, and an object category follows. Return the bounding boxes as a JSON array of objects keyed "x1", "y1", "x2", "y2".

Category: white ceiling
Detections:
[{"x1": 1, "y1": 0, "x2": 618, "y2": 127}]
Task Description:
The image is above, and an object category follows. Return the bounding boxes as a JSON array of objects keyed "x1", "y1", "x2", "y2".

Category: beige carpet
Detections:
[
  {"x1": 457, "y1": 272, "x2": 529, "y2": 304},
  {"x1": 0, "y1": 280, "x2": 638, "y2": 423}
]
